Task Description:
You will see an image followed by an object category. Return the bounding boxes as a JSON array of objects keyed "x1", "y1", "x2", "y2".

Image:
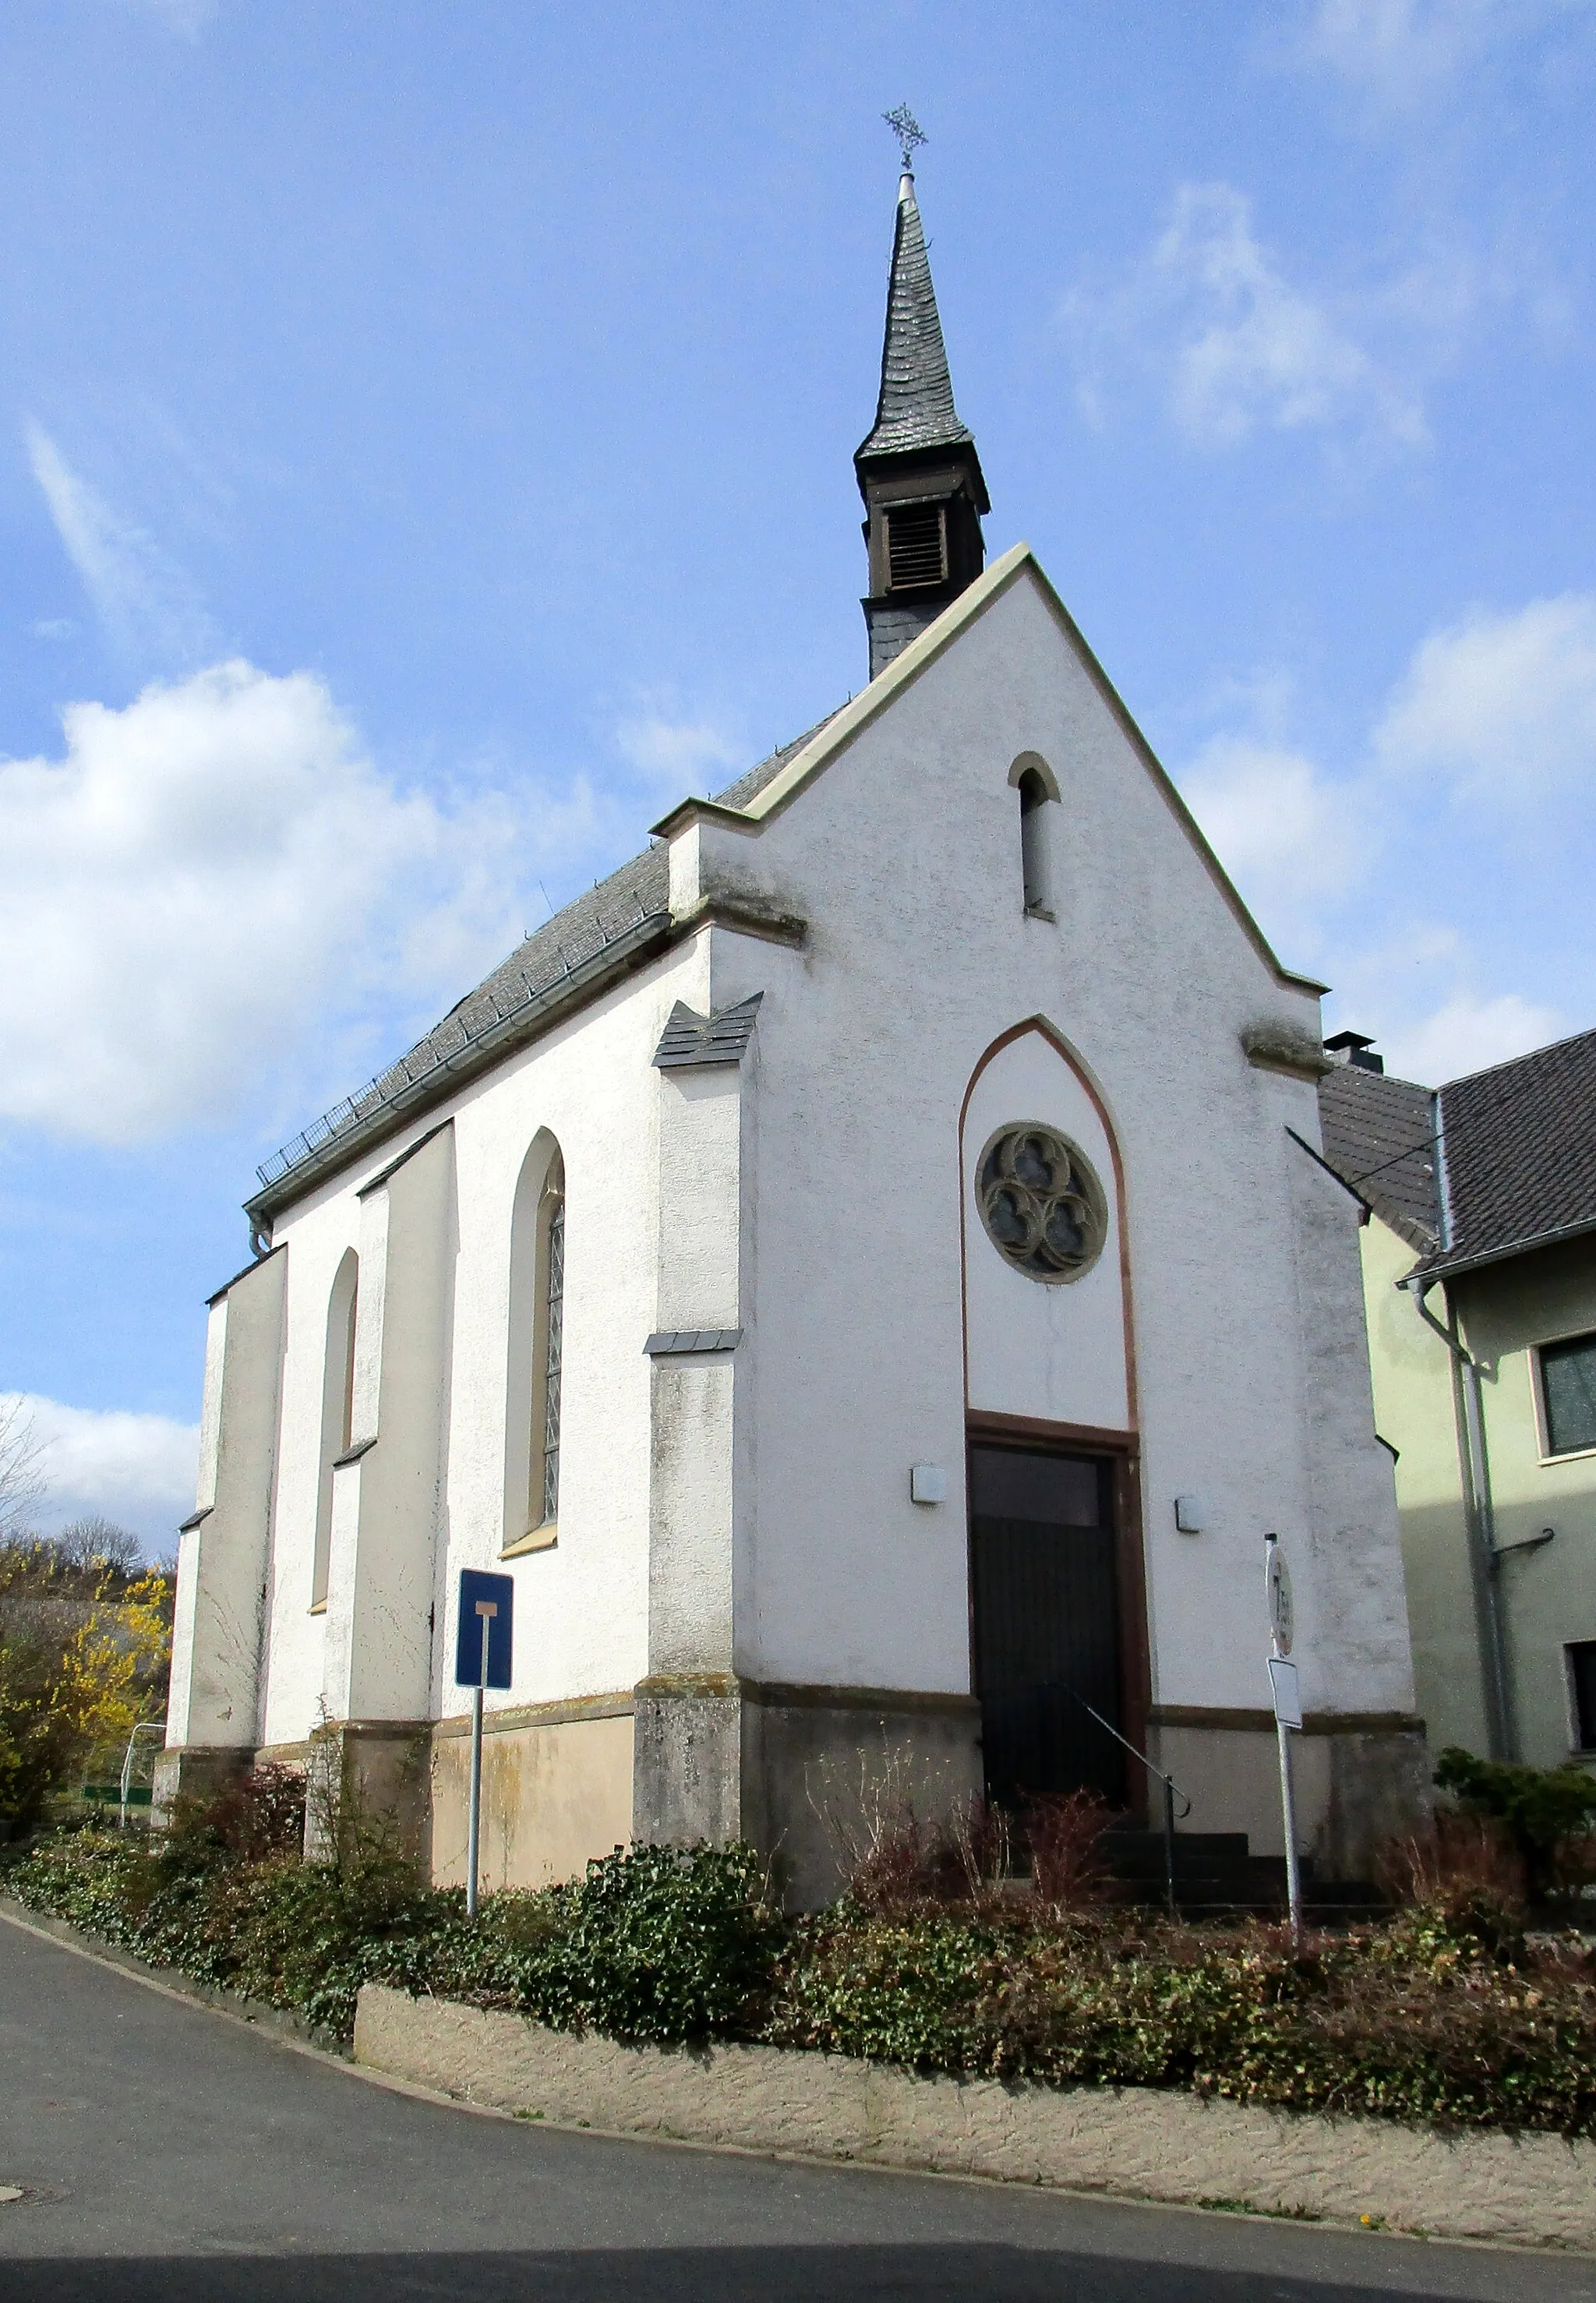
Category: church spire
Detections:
[{"x1": 855, "y1": 115, "x2": 988, "y2": 680}]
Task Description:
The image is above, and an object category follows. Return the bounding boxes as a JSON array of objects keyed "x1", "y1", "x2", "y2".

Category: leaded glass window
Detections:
[
  {"x1": 541, "y1": 1192, "x2": 564, "y2": 1524},
  {"x1": 976, "y1": 1125, "x2": 1107, "y2": 1284}
]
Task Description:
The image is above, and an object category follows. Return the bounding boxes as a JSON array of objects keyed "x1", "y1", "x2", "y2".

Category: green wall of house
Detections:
[{"x1": 1359, "y1": 1219, "x2": 1596, "y2": 1772}]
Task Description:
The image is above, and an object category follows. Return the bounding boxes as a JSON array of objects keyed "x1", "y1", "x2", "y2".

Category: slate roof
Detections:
[
  {"x1": 1317, "y1": 1065, "x2": 1441, "y2": 1255},
  {"x1": 1316, "y1": 1026, "x2": 1596, "y2": 1277},
  {"x1": 855, "y1": 175, "x2": 973, "y2": 462},
  {"x1": 249, "y1": 713, "x2": 841, "y2": 1216},
  {"x1": 1426, "y1": 1026, "x2": 1596, "y2": 1278}
]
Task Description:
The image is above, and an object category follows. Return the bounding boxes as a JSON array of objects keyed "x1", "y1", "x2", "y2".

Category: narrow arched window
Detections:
[
  {"x1": 312, "y1": 1248, "x2": 358, "y2": 1610},
  {"x1": 1011, "y1": 751, "x2": 1059, "y2": 917},
  {"x1": 504, "y1": 1139, "x2": 564, "y2": 1552},
  {"x1": 1019, "y1": 768, "x2": 1050, "y2": 913},
  {"x1": 538, "y1": 1171, "x2": 565, "y2": 1526}
]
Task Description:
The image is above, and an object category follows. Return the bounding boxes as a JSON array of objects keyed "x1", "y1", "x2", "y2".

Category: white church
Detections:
[{"x1": 161, "y1": 161, "x2": 1425, "y2": 1902}]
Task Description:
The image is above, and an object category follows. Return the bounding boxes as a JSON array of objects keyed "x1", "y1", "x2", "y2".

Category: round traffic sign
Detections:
[{"x1": 1266, "y1": 1544, "x2": 1294, "y2": 1656}]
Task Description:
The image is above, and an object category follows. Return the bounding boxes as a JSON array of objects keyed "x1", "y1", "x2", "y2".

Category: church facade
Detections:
[{"x1": 161, "y1": 168, "x2": 1425, "y2": 1899}]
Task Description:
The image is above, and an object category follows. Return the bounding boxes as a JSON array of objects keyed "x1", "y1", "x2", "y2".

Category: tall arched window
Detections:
[
  {"x1": 1010, "y1": 752, "x2": 1060, "y2": 917},
  {"x1": 312, "y1": 1247, "x2": 358, "y2": 1610},
  {"x1": 503, "y1": 1138, "x2": 565, "y2": 1552},
  {"x1": 539, "y1": 1171, "x2": 565, "y2": 1525}
]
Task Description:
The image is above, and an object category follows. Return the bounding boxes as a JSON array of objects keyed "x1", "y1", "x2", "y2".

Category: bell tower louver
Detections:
[{"x1": 856, "y1": 137, "x2": 989, "y2": 680}]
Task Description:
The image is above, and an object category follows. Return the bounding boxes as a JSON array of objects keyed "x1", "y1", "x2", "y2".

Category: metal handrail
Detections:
[
  {"x1": 1063, "y1": 1688, "x2": 1192, "y2": 1916},
  {"x1": 119, "y1": 1721, "x2": 164, "y2": 1830}
]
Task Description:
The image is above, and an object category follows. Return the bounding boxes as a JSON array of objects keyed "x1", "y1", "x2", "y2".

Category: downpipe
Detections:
[{"x1": 1404, "y1": 1274, "x2": 1514, "y2": 1759}]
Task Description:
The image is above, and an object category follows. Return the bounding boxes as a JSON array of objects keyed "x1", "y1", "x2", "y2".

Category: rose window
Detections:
[{"x1": 976, "y1": 1125, "x2": 1107, "y2": 1284}]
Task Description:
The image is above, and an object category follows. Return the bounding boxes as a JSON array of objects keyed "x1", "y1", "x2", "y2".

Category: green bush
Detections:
[
  {"x1": 1435, "y1": 1747, "x2": 1596, "y2": 1898},
  {"x1": 5, "y1": 1807, "x2": 782, "y2": 2043},
  {"x1": 9, "y1": 1796, "x2": 1594, "y2": 2135},
  {"x1": 440, "y1": 1841, "x2": 784, "y2": 2042},
  {"x1": 767, "y1": 1902, "x2": 1596, "y2": 2134}
]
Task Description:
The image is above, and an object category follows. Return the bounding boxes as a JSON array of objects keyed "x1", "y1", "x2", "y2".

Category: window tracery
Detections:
[{"x1": 976, "y1": 1125, "x2": 1107, "y2": 1283}]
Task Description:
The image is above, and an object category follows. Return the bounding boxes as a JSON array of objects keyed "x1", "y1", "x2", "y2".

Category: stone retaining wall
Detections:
[{"x1": 354, "y1": 1984, "x2": 1596, "y2": 2251}]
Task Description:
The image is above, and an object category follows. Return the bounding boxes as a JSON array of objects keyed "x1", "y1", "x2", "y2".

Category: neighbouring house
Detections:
[
  {"x1": 159, "y1": 164, "x2": 1424, "y2": 1903},
  {"x1": 1319, "y1": 1027, "x2": 1596, "y2": 1775}
]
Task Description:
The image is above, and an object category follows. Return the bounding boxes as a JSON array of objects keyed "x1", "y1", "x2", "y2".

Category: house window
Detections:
[
  {"x1": 1018, "y1": 768, "x2": 1050, "y2": 913},
  {"x1": 540, "y1": 1185, "x2": 564, "y2": 1525},
  {"x1": 976, "y1": 1125, "x2": 1108, "y2": 1284},
  {"x1": 1569, "y1": 1641, "x2": 1596, "y2": 1752},
  {"x1": 503, "y1": 1139, "x2": 564, "y2": 1552},
  {"x1": 1539, "y1": 1330, "x2": 1596, "y2": 1457},
  {"x1": 312, "y1": 1248, "x2": 358, "y2": 1610}
]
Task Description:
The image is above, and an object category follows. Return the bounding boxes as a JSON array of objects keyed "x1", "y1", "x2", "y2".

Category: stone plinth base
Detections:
[
  {"x1": 633, "y1": 1675, "x2": 983, "y2": 1908},
  {"x1": 150, "y1": 1744, "x2": 254, "y2": 1830}
]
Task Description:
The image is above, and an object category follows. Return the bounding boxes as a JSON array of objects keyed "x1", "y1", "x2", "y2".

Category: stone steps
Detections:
[{"x1": 1099, "y1": 1828, "x2": 1387, "y2": 1923}]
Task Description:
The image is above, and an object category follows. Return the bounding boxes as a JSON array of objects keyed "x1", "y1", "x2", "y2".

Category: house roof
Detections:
[
  {"x1": 245, "y1": 715, "x2": 838, "y2": 1225},
  {"x1": 1426, "y1": 1026, "x2": 1596, "y2": 1278},
  {"x1": 1316, "y1": 1065, "x2": 1440, "y2": 1255},
  {"x1": 1316, "y1": 1025, "x2": 1596, "y2": 1279},
  {"x1": 854, "y1": 172, "x2": 974, "y2": 464}
]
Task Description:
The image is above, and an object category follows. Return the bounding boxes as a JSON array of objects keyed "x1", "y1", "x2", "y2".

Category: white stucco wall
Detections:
[
  {"x1": 254, "y1": 937, "x2": 710, "y2": 1749},
  {"x1": 687, "y1": 560, "x2": 1407, "y2": 1718}
]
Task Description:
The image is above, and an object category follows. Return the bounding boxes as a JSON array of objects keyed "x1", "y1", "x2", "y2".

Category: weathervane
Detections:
[{"x1": 883, "y1": 104, "x2": 926, "y2": 173}]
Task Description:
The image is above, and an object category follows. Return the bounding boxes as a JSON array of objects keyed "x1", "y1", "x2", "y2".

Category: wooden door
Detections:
[{"x1": 969, "y1": 1443, "x2": 1125, "y2": 1807}]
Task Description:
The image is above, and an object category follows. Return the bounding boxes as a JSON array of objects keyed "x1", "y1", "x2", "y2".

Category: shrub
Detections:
[
  {"x1": 438, "y1": 1840, "x2": 784, "y2": 2042},
  {"x1": 767, "y1": 1902, "x2": 1596, "y2": 2133},
  {"x1": 1025, "y1": 1789, "x2": 1114, "y2": 1911},
  {"x1": 10, "y1": 1793, "x2": 1596, "y2": 2135},
  {"x1": 0, "y1": 1537, "x2": 174, "y2": 1833},
  {"x1": 5, "y1": 1808, "x2": 782, "y2": 2045},
  {"x1": 166, "y1": 1764, "x2": 309, "y2": 1865},
  {"x1": 1434, "y1": 1747, "x2": 1596, "y2": 1901}
]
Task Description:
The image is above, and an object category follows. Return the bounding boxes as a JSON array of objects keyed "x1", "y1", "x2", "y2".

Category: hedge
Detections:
[{"x1": 7, "y1": 1811, "x2": 1594, "y2": 2136}]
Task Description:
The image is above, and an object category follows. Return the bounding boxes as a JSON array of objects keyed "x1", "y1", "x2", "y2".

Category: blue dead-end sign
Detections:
[{"x1": 454, "y1": 1568, "x2": 514, "y2": 1690}]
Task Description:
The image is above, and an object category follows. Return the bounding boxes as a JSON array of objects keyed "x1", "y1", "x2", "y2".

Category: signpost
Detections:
[
  {"x1": 455, "y1": 1568, "x2": 514, "y2": 1917},
  {"x1": 1264, "y1": 1534, "x2": 1303, "y2": 1944}
]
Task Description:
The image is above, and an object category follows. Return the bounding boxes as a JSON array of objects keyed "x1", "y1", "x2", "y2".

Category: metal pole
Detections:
[
  {"x1": 465, "y1": 1602, "x2": 494, "y2": 1919},
  {"x1": 1276, "y1": 1715, "x2": 1302, "y2": 1947},
  {"x1": 1161, "y1": 1771, "x2": 1177, "y2": 1917}
]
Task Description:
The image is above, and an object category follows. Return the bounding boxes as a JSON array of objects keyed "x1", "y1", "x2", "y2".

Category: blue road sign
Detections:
[{"x1": 454, "y1": 1569, "x2": 514, "y2": 1690}]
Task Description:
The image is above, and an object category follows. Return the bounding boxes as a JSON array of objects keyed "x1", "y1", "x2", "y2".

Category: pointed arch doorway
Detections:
[{"x1": 960, "y1": 1023, "x2": 1150, "y2": 1815}]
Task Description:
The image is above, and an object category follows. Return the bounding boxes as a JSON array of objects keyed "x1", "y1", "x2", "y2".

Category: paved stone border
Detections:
[{"x1": 355, "y1": 1983, "x2": 1596, "y2": 2252}]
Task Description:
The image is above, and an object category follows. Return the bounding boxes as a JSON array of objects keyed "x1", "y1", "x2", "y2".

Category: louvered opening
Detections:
[{"x1": 887, "y1": 500, "x2": 948, "y2": 590}]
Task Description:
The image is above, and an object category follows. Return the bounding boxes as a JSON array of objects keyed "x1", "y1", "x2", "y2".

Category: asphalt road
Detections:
[{"x1": 2, "y1": 1912, "x2": 1592, "y2": 2303}]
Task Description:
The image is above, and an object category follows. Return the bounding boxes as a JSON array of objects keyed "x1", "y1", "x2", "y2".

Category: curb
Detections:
[{"x1": 355, "y1": 1983, "x2": 1596, "y2": 2254}]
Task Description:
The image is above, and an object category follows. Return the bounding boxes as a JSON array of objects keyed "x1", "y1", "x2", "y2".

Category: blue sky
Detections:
[{"x1": 2, "y1": 0, "x2": 1594, "y2": 1545}]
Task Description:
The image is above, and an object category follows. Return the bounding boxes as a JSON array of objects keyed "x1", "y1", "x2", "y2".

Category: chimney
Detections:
[{"x1": 1324, "y1": 1030, "x2": 1385, "y2": 1075}]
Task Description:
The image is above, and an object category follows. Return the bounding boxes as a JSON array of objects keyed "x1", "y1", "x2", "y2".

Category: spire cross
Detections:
[{"x1": 882, "y1": 104, "x2": 926, "y2": 175}]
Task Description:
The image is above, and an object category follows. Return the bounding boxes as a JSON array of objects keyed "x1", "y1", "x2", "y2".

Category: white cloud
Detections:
[
  {"x1": 1297, "y1": 1, "x2": 1593, "y2": 106},
  {"x1": 26, "y1": 421, "x2": 217, "y2": 667},
  {"x1": 1379, "y1": 991, "x2": 1566, "y2": 1083},
  {"x1": 1184, "y1": 595, "x2": 1592, "y2": 1084},
  {"x1": 0, "y1": 661, "x2": 535, "y2": 1143},
  {"x1": 1067, "y1": 184, "x2": 1427, "y2": 452},
  {"x1": 1179, "y1": 735, "x2": 1361, "y2": 910},
  {"x1": 1301, "y1": 0, "x2": 1507, "y2": 98},
  {"x1": 614, "y1": 712, "x2": 742, "y2": 794},
  {"x1": 3, "y1": 1391, "x2": 199, "y2": 1548},
  {"x1": 1375, "y1": 594, "x2": 1596, "y2": 797}
]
